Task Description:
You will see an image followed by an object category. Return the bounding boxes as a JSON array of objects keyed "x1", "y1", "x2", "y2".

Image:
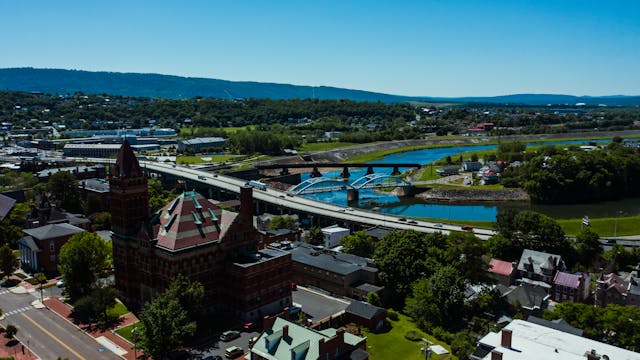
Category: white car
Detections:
[{"x1": 56, "y1": 280, "x2": 65, "y2": 287}]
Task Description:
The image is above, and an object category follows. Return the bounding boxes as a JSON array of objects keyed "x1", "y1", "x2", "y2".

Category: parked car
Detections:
[
  {"x1": 248, "y1": 336, "x2": 259, "y2": 348},
  {"x1": 225, "y1": 346, "x2": 244, "y2": 359},
  {"x1": 398, "y1": 218, "x2": 407, "y2": 222},
  {"x1": 220, "y1": 330, "x2": 240, "y2": 341},
  {"x1": 434, "y1": 223, "x2": 444, "y2": 228},
  {"x1": 461, "y1": 225, "x2": 474, "y2": 231},
  {"x1": 408, "y1": 220, "x2": 418, "y2": 224}
]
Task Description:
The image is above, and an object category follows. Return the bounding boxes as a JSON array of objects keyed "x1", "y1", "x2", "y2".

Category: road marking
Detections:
[
  {"x1": 21, "y1": 312, "x2": 87, "y2": 360},
  {"x1": 4, "y1": 306, "x2": 33, "y2": 317}
]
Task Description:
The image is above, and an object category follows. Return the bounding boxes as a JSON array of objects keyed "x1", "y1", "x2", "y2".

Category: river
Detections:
[{"x1": 299, "y1": 139, "x2": 640, "y2": 222}]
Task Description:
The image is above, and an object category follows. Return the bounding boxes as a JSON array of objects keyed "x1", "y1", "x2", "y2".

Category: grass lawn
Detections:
[
  {"x1": 299, "y1": 142, "x2": 356, "y2": 152},
  {"x1": 558, "y1": 215, "x2": 640, "y2": 237},
  {"x1": 107, "y1": 301, "x2": 130, "y2": 318},
  {"x1": 176, "y1": 154, "x2": 244, "y2": 164},
  {"x1": 418, "y1": 166, "x2": 441, "y2": 181},
  {"x1": 115, "y1": 322, "x2": 142, "y2": 343},
  {"x1": 362, "y1": 312, "x2": 457, "y2": 360}
]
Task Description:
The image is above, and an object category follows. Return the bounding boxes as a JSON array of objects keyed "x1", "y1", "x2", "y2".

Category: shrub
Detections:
[
  {"x1": 387, "y1": 309, "x2": 399, "y2": 321},
  {"x1": 404, "y1": 330, "x2": 422, "y2": 342}
]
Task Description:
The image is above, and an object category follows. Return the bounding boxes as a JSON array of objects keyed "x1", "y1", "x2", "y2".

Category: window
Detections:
[{"x1": 49, "y1": 241, "x2": 55, "y2": 252}]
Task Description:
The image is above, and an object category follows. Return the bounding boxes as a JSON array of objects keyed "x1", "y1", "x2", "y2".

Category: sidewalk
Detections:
[
  {"x1": 0, "y1": 336, "x2": 37, "y2": 360},
  {"x1": 44, "y1": 296, "x2": 141, "y2": 360}
]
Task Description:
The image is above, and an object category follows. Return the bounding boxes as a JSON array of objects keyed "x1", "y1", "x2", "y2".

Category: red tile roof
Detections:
[
  {"x1": 155, "y1": 191, "x2": 237, "y2": 251},
  {"x1": 489, "y1": 259, "x2": 513, "y2": 276}
]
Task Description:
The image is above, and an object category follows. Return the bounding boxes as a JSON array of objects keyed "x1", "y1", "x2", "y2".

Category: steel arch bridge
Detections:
[
  {"x1": 287, "y1": 177, "x2": 353, "y2": 195},
  {"x1": 288, "y1": 173, "x2": 412, "y2": 195},
  {"x1": 351, "y1": 173, "x2": 412, "y2": 190}
]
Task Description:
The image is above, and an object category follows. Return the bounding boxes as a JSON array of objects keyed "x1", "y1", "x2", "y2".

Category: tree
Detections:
[
  {"x1": 148, "y1": 178, "x2": 175, "y2": 212},
  {"x1": 138, "y1": 293, "x2": 196, "y2": 360},
  {"x1": 164, "y1": 274, "x2": 204, "y2": 323},
  {"x1": 91, "y1": 212, "x2": 112, "y2": 231},
  {"x1": 58, "y1": 232, "x2": 111, "y2": 302},
  {"x1": 0, "y1": 202, "x2": 29, "y2": 248},
  {"x1": 268, "y1": 215, "x2": 298, "y2": 231},
  {"x1": 446, "y1": 231, "x2": 489, "y2": 283},
  {"x1": 0, "y1": 244, "x2": 18, "y2": 278},
  {"x1": 47, "y1": 171, "x2": 82, "y2": 212},
  {"x1": 74, "y1": 286, "x2": 118, "y2": 323},
  {"x1": 306, "y1": 227, "x2": 324, "y2": 245},
  {"x1": 574, "y1": 228, "x2": 602, "y2": 269},
  {"x1": 3, "y1": 324, "x2": 17, "y2": 340},
  {"x1": 367, "y1": 292, "x2": 381, "y2": 307},
  {"x1": 405, "y1": 266, "x2": 466, "y2": 329},
  {"x1": 339, "y1": 230, "x2": 375, "y2": 258},
  {"x1": 495, "y1": 209, "x2": 569, "y2": 259}
]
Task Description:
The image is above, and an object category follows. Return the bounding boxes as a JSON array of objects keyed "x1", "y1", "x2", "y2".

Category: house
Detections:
[
  {"x1": 595, "y1": 269, "x2": 640, "y2": 307},
  {"x1": 25, "y1": 194, "x2": 90, "y2": 229},
  {"x1": 79, "y1": 178, "x2": 110, "y2": 213},
  {"x1": 470, "y1": 319, "x2": 640, "y2": 360},
  {"x1": 344, "y1": 301, "x2": 386, "y2": 331},
  {"x1": 552, "y1": 272, "x2": 590, "y2": 302},
  {"x1": 436, "y1": 165, "x2": 460, "y2": 176},
  {"x1": 250, "y1": 316, "x2": 368, "y2": 360},
  {"x1": 526, "y1": 316, "x2": 584, "y2": 337},
  {"x1": 290, "y1": 244, "x2": 381, "y2": 299},
  {"x1": 462, "y1": 161, "x2": 483, "y2": 172},
  {"x1": 487, "y1": 259, "x2": 516, "y2": 286},
  {"x1": 517, "y1": 249, "x2": 565, "y2": 285},
  {"x1": 321, "y1": 225, "x2": 350, "y2": 248},
  {"x1": 363, "y1": 226, "x2": 391, "y2": 242},
  {"x1": 18, "y1": 223, "x2": 84, "y2": 274},
  {"x1": 110, "y1": 141, "x2": 292, "y2": 320},
  {"x1": 498, "y1": 283, "x2": 550, "y2": 317}
]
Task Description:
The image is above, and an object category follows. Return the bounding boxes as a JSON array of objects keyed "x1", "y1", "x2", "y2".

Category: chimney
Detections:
[
  {"x1": 501, "y1": 329, "x2": 512, "y2": 348},
  {"x1": 240, "y1": 186, "x2": 254, "y2": 221},
  {"x1": 586, "y1": 349, "x2": 599, "y2": 360},
  {"x1": 491, "y1": 350, "x2": 503, "y2": 360},
  {"x1": 282, "y1": 324, "x2": 288, "y2": 339}
]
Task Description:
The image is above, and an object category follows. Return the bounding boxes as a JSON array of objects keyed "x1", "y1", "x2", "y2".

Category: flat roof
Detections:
[{"x1": 291, "y1": 244, "x2": 377, "y2": 276}]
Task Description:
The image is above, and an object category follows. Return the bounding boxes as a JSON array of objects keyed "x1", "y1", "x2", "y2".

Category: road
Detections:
[
  {"x1": 0, "y1": 286, "x2": 120, "y2": 360},
  {"x1": 71, "y1": 157, "x2": 496, "y2": 240}
]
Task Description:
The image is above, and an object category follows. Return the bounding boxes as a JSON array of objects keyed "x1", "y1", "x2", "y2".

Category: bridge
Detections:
[
  {"x1": 256, "y1": 162, "x2": 421, "y2": 177},
  {"x1": 288, "y1": 174, "x2": 413, "y2": 202},
  {"x1": 68, "y1": 157, "x2": 495, "y2": 239}
]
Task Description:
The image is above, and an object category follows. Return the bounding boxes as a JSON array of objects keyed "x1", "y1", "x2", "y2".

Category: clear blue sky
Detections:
[{"x1": 1, "y1": 0, "x2": 638, "y2": 97}]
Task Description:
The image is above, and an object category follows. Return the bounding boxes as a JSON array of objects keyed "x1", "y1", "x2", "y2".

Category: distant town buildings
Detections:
[{"x1": 177, "y1": 137, "x2": 226, "y2": 153}]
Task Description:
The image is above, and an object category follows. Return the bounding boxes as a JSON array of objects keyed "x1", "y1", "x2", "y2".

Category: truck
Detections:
[{"x1": 246, "y1": 180, "x2": 267, "y2": 191}]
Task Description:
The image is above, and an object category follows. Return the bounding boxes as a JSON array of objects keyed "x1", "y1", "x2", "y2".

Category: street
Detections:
[{"x1": 0, "y1": 285, "x2": 120, "y2": 360}]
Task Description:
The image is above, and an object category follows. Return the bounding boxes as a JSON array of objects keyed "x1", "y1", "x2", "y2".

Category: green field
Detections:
[
  {"x1": 363, "y1": 312, "x2": 457, "y2": 360},
  {"x1": 176, "y1": 154, "x2": 244, "y2": 164},
  {"x1": 107, "y1": 301, "x2": 130, "y2": 318},
  {"x1": 299, "y1": 142, "x2": 357, "y2": 152},
  {"x1": 558, "y1": 215, "x2": 640, "y2": 237},
  {"x1": 115, "y1": 322, "x2": 142, "y2": 343}
]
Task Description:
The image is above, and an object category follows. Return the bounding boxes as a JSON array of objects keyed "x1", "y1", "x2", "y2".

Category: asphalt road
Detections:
[
  {"x1": 0, "y1": 286, "x2": 120, "y2": 360},
  {"x1": 192, "y1": 330, "x2": 260, "y2": 359}
]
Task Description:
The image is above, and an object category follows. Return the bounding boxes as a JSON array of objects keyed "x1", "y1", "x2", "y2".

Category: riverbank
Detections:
[{"x1": 416, "y1": 187, "x2": 530, "y2": 202}]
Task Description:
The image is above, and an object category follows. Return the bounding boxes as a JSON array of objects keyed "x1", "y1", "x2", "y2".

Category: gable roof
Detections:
[
  {"x1": 346, "y1": 301, "x2": 385, "y2": 320},
  {"x1": 517, "y1": 249, "x2": 562, "y2": 275},
  {"x1": 526, "y1": 316, "x2": 584, "y2": 336},
  {"x1": 0, "y1": 194, "x2": 16, "y2": 221},
  {"x1": 502, "y1": 284, "x2": 550, "y2": 311},
  {"x1": 553, "y1": 272, "x2": 583, "y2": 289},
  {"x1": 22, "y1": 223, "x2": 84, "y2": 240},
  {"x1": 489, "y1": 259, "x2": 514, "y2": 276},
  {"x1": 155, "y1": 191, "x2": 234, "y2": 251}
]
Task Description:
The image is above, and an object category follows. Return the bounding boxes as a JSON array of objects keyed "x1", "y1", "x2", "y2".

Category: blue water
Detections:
[{"x1": 299, "y1": 138, "x2": 640, "y2": 221}]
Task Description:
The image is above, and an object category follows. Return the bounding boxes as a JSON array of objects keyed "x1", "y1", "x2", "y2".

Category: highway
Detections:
[{"x1": 79, "y1": 158, "x2": 496, "y2": 240}]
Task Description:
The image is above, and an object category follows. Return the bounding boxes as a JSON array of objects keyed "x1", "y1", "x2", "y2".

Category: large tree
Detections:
[
  {"x1": 268, "y1": 215, "x2": 298, "y2": 231},
  {"x1": 73, "y1": 286, "x2": 118, "y2": 323},
  {"x1": 0, "y1": 202, "x2": 29, "y2": 248},
  {"x1": 47, "y1": 171, "x2": 82, "y2": 212},
  {"x1": 164, "y1": 274, "x2": 204, "y2": 323},
  {"x1": 339, "y1": 230, "x2": 375, "y2": 258},
  {"x1": 573, "y1": 228, "x2": 602, "y2": 269},
  {"x1": 494, "y1": 209, "x2": 569, "y2": 259},
  {"x1": 138, "y1": 289, "x2": 197, "y2": 360},
  {"x1": 58, "y1": 232, "x2": 111, "y2": 302},
  {"x1": 0, "y1": 244, "x2": 19, "y2": 278}
]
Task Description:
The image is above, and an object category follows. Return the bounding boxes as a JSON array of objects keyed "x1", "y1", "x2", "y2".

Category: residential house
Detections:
[
  {"x1": 321, "y1": 225, "x2": 350, "y2": 248},
  {"x1": 250, "y1": 316, "x2": 368, "y2": 360},
  {"x1": 487, "y1": 259, "x2": 516, "y2": 286},
  {"x1": 595, "y1": 269, "x2": 640, "y2": 307},
  {"x1": 497, "y1": 283, "x2": 550, "y2": 317},
  {"x1": 517, "y1": 249, "x2": 565, "y2": 286},
  {"x1": 462, "y1": 161, "x2": 483, "y2": 172},
  {"x1": 437, "y1": 165, "x2": 460, "y2": 176},
  {"x1": 470, "y1": 319, "x2": 639, "y2": 360},
  {"x1": 552, "y1": 272, "x2": 590, "y2": 302},
  {"x1": 18, "y1": 223, "x2": 84, "y2": 274}
]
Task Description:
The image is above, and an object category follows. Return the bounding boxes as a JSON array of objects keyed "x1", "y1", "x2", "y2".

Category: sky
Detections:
[{"x1": 1, "y1": 0, "x2": 639, "y2": 97}]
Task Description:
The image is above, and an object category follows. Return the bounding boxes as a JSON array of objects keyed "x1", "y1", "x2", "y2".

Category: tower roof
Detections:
[{"x1": 114, "y1": 140, "x2": 143, "y2": 178}]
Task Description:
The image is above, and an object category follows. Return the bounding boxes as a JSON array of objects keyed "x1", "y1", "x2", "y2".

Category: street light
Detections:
[
  {"x1": 36, "y1": 272, "x2": 47, "y2": 303},
  {"x1": 614, "y1": 211, "x2": 624, "y2": 240}
]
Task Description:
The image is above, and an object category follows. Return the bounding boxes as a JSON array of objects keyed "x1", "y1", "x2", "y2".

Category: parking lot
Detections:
[{"x1": 192, "y1": 330, "x2": 260, "y2": 359}]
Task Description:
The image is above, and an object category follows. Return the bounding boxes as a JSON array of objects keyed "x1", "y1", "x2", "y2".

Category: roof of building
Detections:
[
  {"x1": 526, "y1": 316, "x2": 584, "y2": 337},
  {"x1": 291, "y1": 244, "x2": 377, "y2": 276},
  {"x1": 22, "y1": 223, "x2": 84, "y2": 240},
  {"x1": 115, "y1": 140, "x2": 143, "y2": 178},
  {"x1": 321, "y1": 225, "x2": 350, "y2": 234},
  {"x1": 64, "y1": 143, "x2": 122, "y2": 149},
  {"x1": 180, "y1": 137, "x2": 226, "y2": 145},
  {"x1": 154, "y1": 191, "x2": 233, "y2": 251},
  {"x1": 37, "y1": 165, "x2": 100, "y2": 178},
  {"x1": 18, "y1": 236, "x2": 40, "y2": 252},
  {"x1": 489, "y1": 259, "x2": 514, "y2": 276},
  {"x1": 345, "y1": 301, "x2": 386, "y2": 320},
  {"x1": 354, "y1": 283, "x2": 384, "y2": 293},
  {"x1": 0, "y1": 193, "x2": 16, "y2": 221},
  {"x1": 517, "y1": 249, "x2": 562, "y2": 275},
  {"x1": 251, "y1": 317, "x2": 366, "y2": 360},
  {"x1": 265, "y1": 229, "x2": 295, "y2": 236},
  {"x1": 80, "y1": 178, "x2": 110, "y2": 193},
  {"x1": 1, "y1": 190, "x2": 26, "y2": 203},
  {"x1": 502, "y1": 284, "x2": 549, "y2": 311},
  {"x1": 553, "y1": 272, "x2": 585, "y2": 289},
  {"x1": 364, "y1": 226, "x2": 391, "y2": 240},
  {"x1": 232, "y1": 248, "x2": 290, "y2": 268},
  {"x1": 476, "y1": 319, "x2": 640, "y2": 360}
]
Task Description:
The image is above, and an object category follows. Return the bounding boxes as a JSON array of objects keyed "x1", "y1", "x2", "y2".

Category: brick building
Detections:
[
  {"x1": 110, "y1": 141, "x2": 292, "y2": 320},
  {"x1": 18, "y1": 223, "x2": 85, "y2": 274}
]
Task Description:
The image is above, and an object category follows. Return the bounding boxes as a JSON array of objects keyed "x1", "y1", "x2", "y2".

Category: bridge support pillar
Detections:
[
  {"x1": 396, "y1": 185, "x2": 415, "y2": 197},
  {"x1": 392, "y1": 166, "x2": 401, "y2": 175},
  {"x1": 340, "y1": 166, "x2": 350, "y2": 179},
  {"x1": 310, "y1": 167, "x2": 322, "y2": 178},
  {"x1": 280, "y1": 167, "x2": 290, "y2": 175},
  {"x1": 366, "y1": 166, "x2": 374, "y2": 175},
  {"x1": 347, "y1": 188, "x2": 359, "y2": 204}
]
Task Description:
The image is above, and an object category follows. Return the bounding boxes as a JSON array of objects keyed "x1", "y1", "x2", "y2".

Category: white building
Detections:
[
  {"x1": 321, "y1": 225, "x2": 350, "y2": 248},
  {"x1": 471, "y1": 319, "x2": 640, "y2": 360}
]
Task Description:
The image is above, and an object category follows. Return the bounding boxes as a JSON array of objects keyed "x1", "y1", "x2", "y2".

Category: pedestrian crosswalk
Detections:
[
  {"x1": 3, "y1": 306, "x2": 32, "y2": 317},
  {"x1": 0, "y1": 290, "x2": 10, "y2": 296}
]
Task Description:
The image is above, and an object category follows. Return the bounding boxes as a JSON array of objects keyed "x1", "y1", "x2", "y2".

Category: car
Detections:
[
  {"x1": 279, "y1": 195, "x2": 285, "y2": 198},
  {"x1": 248, "y1": 336, "x2": 259, "y2": 348},
  {"x1": 56, "y1": 280, "x2": 64, "y2": 287},
  {"x1": 434, "y1": 223, "x2": 444, "y2": 228},
  {"x1": 220, "y1": 330, "x2": 241, "y2": 341},
  {"x1": 398, "y1": 218, "x2": 407, "y2": 222},
  {"x1": 224, "y1": 346, "x2": 244, "y2": 359},
  {"x1": 461, "y1": 225, "x2": 474, "y2": 231},
  {"x1": 606, "y1": 239, "x2": 617, "y2": 244},
  {"x1": 345, "y1": 207, "x2": 354, "y2": 211},
  {"x1": 408, "y1": 220, "x2": 418, "y2": 224},
  {"x1": 243, "y1": 322, "x2": 257, "y2": 331}
]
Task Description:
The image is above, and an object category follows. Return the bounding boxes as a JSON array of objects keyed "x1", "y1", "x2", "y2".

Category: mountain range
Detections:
[{"x1": 1, "y1": 67, "x2": 639, "y2": 106}]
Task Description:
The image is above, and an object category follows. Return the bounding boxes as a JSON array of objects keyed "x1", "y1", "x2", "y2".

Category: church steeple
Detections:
[{"x1": 114, "y1": 140, "x2": 143, "y2": 179}]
